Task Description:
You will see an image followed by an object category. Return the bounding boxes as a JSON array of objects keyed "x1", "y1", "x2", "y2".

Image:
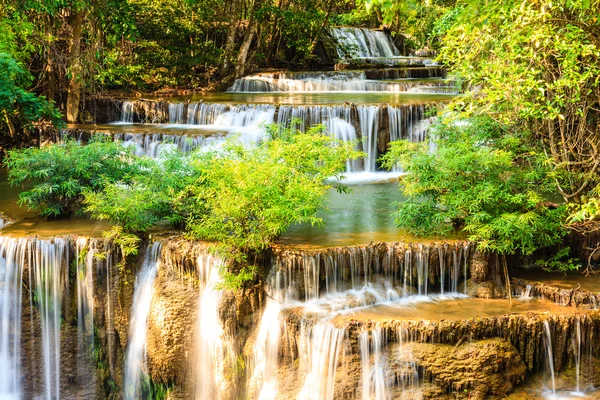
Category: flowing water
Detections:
[
  {"x1": 329, "y1": 27, "x2": 399, "y2": 59},
  {"x1": 297, "y1": 320, "x2": 346, "y2": 400},
  {"x1": 34, "y1": 239, "x2": 67, "y2": 400},
  {"x1": 1, "y1": 26, "x2": 596, "y2": 400},
  {"x1": 76, "y1": 237, "x2": 97, "y2": 396},
  {"x1": 123, "y1": 242, "x2": 162, "y2": 400},
  {"x1": 195, "y1": 252, "x2": 232, "y2": 400},
  {"x1": 0, "y1": 237, "x2": 25, "y2": 398},
  {"x1": 228, "y1": 71, "x2": 455, "y2": 93},
  {"x1": 544, "y1": 320, "x2": 556, "y2": 395}
]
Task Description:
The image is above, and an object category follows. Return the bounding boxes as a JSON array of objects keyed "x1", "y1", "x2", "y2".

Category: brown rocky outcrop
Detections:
[{"x1": 407, "y1": 339, "x2": 526, "y2": 399}]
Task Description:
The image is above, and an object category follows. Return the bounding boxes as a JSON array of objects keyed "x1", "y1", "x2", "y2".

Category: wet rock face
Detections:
[
  {"x1": 470, "y1": 249, "x2": 492, "y2": 283},
  {"x1": 146, "y1": 265, "x2": 197, "y2": 386},
  {"x1": 271, "y1": 241, "x2": 476, "y2": 301},
  {"x1": 512, "y1": 278, "x2": 600, "y2": 308},
  {"x1": 406, "y1": 339, "x2": 526, "y2": 399},
  {"x1": 460, "y1": 279, "x2": 507, "y2": 299}
]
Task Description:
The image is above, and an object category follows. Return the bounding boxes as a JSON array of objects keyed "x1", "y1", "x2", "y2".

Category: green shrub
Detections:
[
  {"x1": 381, "y1": 117, "x2": 569, "y2": 256},
  {"x1": 5, "y1": 137, "x2": 144, "y2": 217},
  {"x1": 83, "y1": 124, "x2": 361, "y2": 284}
]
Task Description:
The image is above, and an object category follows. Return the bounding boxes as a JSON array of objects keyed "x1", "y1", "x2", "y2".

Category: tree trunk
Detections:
[
  {"x1": 46, "y1": 50, "x2": 56, "y2": 103},
  {"x1": 46, "y1": 14, "x2": 56, "y2": 102},
  {"x1": 66, "y1": 10, "x2": 84, "y2": 123},
  {"x1": 234, "y1": 0, "x2": 263, "y2": 78},
  {"x1": 220, "y1": 0, "x2": 240, "y2": 76},
  {"x1": 309, "y1": 0, "x2": 335, "y2": 54}
]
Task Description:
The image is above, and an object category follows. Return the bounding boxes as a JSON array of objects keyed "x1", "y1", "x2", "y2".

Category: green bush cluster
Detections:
[
  {"x1": 382, "y1": 117, "x2": 569, "y2": 257},
  {"x1": 7, "y1": 124, "x2": 362, "y2": 285},
  {"x1": 4, "y1": 137, "x2": 144, "y2": 217}
]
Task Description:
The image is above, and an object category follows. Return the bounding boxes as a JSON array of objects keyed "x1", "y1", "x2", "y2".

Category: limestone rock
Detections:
[{"x1": 406, "y1": 339, "x2": 526, "y2": 399}]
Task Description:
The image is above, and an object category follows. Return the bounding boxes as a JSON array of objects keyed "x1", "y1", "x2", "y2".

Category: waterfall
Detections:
[
  {"x1": 168, "y1": 103, "x2": 186, "y2": 124},
  {"x1": 187, "y1": 102, "x2": 227, "y2": 125},
  {"x1": 270, "y1": 242, "x2": 472, "y2": 302},
  {"x1": 358, "y1": 105, "x2": 380, "y2": 172},
  {"x1": 574, "y1": 317, "x2": 582, "y2": 393},
  {"x1": 195, "y1": 253, "x2": 231, "y2": 399},
  {"x1": 329, "y1": 27, "x2": 399, "y2": 59},
  {"x1": 298, "y1": 321, "x2": 345, "y2": 400},
  {"x1": 247, "y1": 300, "x2": 282, "y2": 400},
  {"x1": 415, "y1": 245, "x2": 429, "y2": 295},
  {"x1": 387, "y1": 104, "x2": 432, "y2": 143},
  {"x1": 0, "y1": 237, "x2": 25, "y2": 398},
  {"x1": 326, "y1": 118, "x2": 360, "y2": 173},
  {"x1": 107, "y1": 101, "x2": 438, "y2": 171},
  {"x1": 123, "y1": 242, "x2": 162, "y2": 400},
  {"x1": 463, "y1": 244, "x2": 470, "y2": 294},
  {"x1": 438, "y1": 246, "x2": 445, "y2": 294},
  {"x1": 114, "y1": 133, "x2": 221, "y2": 158},
  {"x1": 121, "y1": 101, "x2": 134, "y2": 123},
  {"x1": 365, "y1": 67, "x2": 446, "y2": 80},
  {"x1": 303, "y1": 254, "x2": 321, "y2": 301},
  {"x1": 522, "y1": 284, "x2": 532, "y2": 298},
  {"x1": 360, "y1": 327, "x2": 388, "y2": 400},
  {"x1": 33, "y1": 239, "x2": 67, "y2": 400},
  {"x1": 228, "y1": 71, "x2": 452, "y2": 93},
  {"x1": 403, "y1": 249, "x2": 412, "y2": 296},
  {"x1": 543, "y1": 320, "x2": 556, "y2": 395},
  {"x1": 76, "y1": 238, "x2": 96, "y2": 395},
  {"x1": 118, "y1": 100, "x2": 168, "y2": 124},
  {"x1": 277, "y1": 104, "x2": 352, "y2": 131},
  {"x1": 394, "y1": 327, "x2": 420, "y2": 395},
  {"x1": 451, "y1": 246, "x2": 461, "y2": 293}
]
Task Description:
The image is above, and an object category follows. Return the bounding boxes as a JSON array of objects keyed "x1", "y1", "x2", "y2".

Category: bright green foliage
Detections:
[
  {"x1": 364, "y1": 0, "x2": 456, "y2": 49},
  {"x1": 82, "y1": 124, "x2": 361, "y2": 284},
  {"x1": 0, "y1": 17, "x2": 61, "y2": 137},
  {"x1": 217, "y1": 265, "x2": 260, "y2": 291},
  {"x1": 84, "y1": 150, "x2": 194, "y2": 232},
  {"x1": 4, "y1": 137, "x2": 143, "y2": 217},
  {"x1": 0, "y1": 53, "x2": 61, "y2": 135},
  {"x1": 182, "y1": 124, "x2": 360, "y2": 260},
  {"x1": 382, "y1": 117, "x2": 568, "y2": 255},
  {"x1": 437, "y1": 0, "x2": 600, "y2": 204},
  {"x1": 535, "y1": 247, "x2": 580, "y2": 273}
]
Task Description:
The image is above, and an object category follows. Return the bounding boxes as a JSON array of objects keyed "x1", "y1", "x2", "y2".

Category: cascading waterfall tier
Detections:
[
  {"x1": 228, "y1": 70, "x2": 455, "y2": 93},
  {"x1": 1, "y1": 232, "x2": 598, "y2": 399},
  {"x1": 247, "y1": 238, "x2": 600, "y2": 399},
  {"x1": 269, "y1": 241, "x2": 472, "y2": 302},
  {"x1": 268, "y1": 302, "x2": 600, "y2": 399},
  {"x1": 512, "y1": 278, "x2": 600, "y2": 308},
  {"x1": 60, "y1": 100, "x2": 439, "y2": 173},
  {"x1": 329, "y1": 27, "x2": 399, "y2": 59},
  {"x1": 245, "y1": 241, "x2": 473, "y2": 399}
]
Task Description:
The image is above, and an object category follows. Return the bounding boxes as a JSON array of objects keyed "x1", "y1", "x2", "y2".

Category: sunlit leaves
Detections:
[
  {"x1": 382, "y1": 117, "x2": 568, "y2": 255},
  {"x1": 4, "y1": 137, "x2": 142, "y2": 216},
  {"x1": 82, "y1": 124, "x2": 362, "y2": 268}
]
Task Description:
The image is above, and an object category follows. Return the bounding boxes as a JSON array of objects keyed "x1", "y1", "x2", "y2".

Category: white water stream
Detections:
[
  {"x1": 123, "y1": 242, "x2": 162, "y2": 400},
  {"x1": 0, "y1": 237, "x2": 25, "y2": 398}
]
